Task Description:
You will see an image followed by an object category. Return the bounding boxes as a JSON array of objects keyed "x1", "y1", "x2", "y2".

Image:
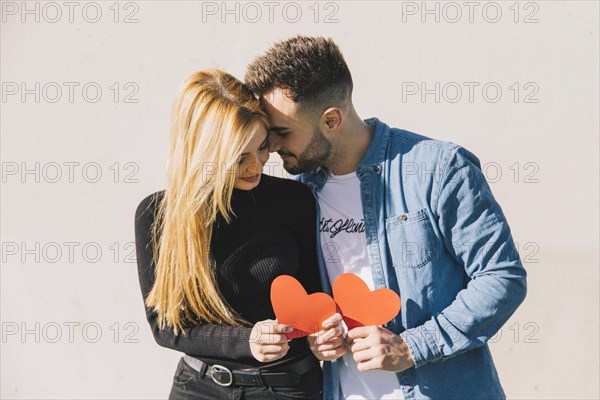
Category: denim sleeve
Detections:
[{"x1": 399, "y1": 145, "x2": 527, "y2": 368}]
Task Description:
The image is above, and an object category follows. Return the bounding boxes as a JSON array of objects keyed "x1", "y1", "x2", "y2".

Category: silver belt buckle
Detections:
[{"x1": 210, "y1": 364, "x2": 233, "y2": 386}]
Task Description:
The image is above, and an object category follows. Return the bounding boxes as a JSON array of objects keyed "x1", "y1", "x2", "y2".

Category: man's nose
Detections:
[{"x1": 268, "y1": 134, "x2": 281, "y2": 152}]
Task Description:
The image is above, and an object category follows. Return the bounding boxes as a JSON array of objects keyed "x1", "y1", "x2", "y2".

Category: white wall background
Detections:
[{"x1": 1, "y1": 1, "x2": 598, "y2": 398}]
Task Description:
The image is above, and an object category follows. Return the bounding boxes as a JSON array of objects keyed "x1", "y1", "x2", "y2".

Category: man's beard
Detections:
[{"x1": 282, "y1": 126, "x2": 332, "y2": 175}]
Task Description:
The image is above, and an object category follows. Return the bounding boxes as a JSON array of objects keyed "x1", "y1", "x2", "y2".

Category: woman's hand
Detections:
[{"x1": 249, "y1": 319, "x2": 293, "y2": 362}]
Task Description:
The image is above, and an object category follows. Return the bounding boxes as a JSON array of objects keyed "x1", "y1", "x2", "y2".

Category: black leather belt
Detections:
[{"x1": 182, "y1": 354, "x2": 318, "y2": 387}]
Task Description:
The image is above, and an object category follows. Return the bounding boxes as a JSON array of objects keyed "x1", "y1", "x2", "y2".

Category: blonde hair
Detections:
[{"x1": 145, "y1": 69, "x2": 268, "y2": 335}]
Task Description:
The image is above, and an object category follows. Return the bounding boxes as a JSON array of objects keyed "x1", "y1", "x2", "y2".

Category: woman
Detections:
[{"x1": 134, "y1": 69, "x2": 323, "y2": 399}]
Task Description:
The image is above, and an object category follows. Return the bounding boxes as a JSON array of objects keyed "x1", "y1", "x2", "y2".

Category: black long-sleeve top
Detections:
[{"x1": 134, "y1": 174, "x2": 322, "y2": 370}]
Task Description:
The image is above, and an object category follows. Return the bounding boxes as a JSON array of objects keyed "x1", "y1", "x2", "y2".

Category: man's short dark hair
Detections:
[{"x1": 245, "y1": 35, "x2": 353, "y2": 114}]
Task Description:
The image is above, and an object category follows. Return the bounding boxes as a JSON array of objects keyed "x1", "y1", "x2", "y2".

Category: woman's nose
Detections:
[{"x1": 246, "y1": 157, "x2": 263, "y2": 174}]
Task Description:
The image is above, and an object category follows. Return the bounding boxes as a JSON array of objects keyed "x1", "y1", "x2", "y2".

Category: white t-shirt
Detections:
[{"x1": 317, "y1": 171, "x2": 405, "y2": 400}]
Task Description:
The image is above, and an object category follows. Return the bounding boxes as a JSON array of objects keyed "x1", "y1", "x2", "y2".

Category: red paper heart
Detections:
[
  {"x1": 271, "y1": 275, "x2": 337, "y2": 339},
  {"x1": 332, "y1": 273, "x2": 400, "y2": 330}
]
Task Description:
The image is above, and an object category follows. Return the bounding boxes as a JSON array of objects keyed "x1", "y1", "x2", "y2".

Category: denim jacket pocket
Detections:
[{"x1": 385, "y1": 208, "x2": 435, "y2": 269}]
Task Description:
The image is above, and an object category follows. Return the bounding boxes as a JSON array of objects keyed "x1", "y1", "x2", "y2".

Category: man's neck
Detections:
[{"x1": 327, "y1": 114, "x2": 375, "y2": 175}]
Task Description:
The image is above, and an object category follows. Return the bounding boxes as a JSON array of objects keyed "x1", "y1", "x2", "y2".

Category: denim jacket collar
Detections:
[
  {"x1": 357, "y1": 117, "x2": 389, "y2": 175},
  {"x1": 302, "y1": 117, "x2": 389, "y2": 190}
]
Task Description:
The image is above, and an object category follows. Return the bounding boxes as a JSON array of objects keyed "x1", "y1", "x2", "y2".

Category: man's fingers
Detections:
[
  {"x1": 345, "y1": 335, "x2": 354, "y2": 346},
  {"x1": 308, "y1": 330, "x2": 323, "y2": 340},
  {"x1": 316, "y1": 329, "x2": 335, "y2": 344},
  {"x1": 356, "y1": 358, "x2": 379, "y2": 372},
  {"x1": 309, "y1": 326, "x2": 336, "y2": 341},
  {"x1": 316, "y1": 325, "x2": 346, "y2": 344},
  {"x1": 310, "y1": 338, "x2": 345, "y2": 352},
  {"x1": 347, "y1": 326, "x2": 374, "y2": 340},
  {"x1": 350, "y1": 338, "x2": 372, "y2": 353},
  {"x1": 320, "y1": 348, "x2": 346, "y2": 359},
  {"x1": 310, "y1": 343, "x2": 347, "y2": 361},
  {"x1": 353, "y1": 348, "x2": 375, "y2": 364},
  {"x1": 322, "y1": 313, "x2": 343, "y2": 329}
]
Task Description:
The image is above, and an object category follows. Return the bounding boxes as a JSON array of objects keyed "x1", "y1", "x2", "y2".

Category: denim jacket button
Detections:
[{"x1": 400, "y1": 214, "x2": 408, "y2": 221}]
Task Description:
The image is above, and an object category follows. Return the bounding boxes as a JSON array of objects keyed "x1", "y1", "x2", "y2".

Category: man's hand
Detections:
[
  {"x1": 249, "y1": 319, "x2": 292, "y2": 362},
  {"x1": 347, "y1": 325, "x2": 414, "y2": 372},
  {"x1": 307, "y1": 313, "x2": 347, "y2": 361}
]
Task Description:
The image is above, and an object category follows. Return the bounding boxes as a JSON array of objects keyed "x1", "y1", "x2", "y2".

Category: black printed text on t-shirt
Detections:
[{"x1": 320, "y1": 217, "x2": 365, "y2": 238}]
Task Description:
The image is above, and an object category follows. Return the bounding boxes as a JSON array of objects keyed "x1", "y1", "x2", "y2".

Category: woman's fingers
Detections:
[
  {"x1": 253, "y1": 320, "x2": 292, "y2": 343},
  {"x1": 253, "y1": 340, "x2": 290, "y2": 362},
  {"x1": 257, "y1": 343, "x2": 290, "y2": 354},
  {"x1": 250, "y1": 320, "x2": 292, "y2": 362},
  {"x1": 259, "y1": 333, "x2": 289, "y2": 344},
  {"x1": 270, "y1": 323, "x2": 293, "y2": 335},
  {"x1": 258, "y1": 351, "x2": 289, "y2": 362}
]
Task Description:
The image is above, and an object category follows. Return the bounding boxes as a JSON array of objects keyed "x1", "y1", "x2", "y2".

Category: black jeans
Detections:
[{"x1": 168, "y1": 357, "x2": 323, "y2": 400}]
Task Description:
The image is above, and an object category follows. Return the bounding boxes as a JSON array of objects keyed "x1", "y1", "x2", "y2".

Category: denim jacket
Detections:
[{"x1": 295, "y1": 118, "x2": 527, "y2": 399}]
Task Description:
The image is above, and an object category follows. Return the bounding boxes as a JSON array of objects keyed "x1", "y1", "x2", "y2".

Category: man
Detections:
[{"x1": 245, "y1": 36, "x2": 527, "y2": 399}]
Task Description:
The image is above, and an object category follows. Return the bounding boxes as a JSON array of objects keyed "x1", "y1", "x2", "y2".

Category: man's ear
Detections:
[{"x1": 322, "y1": 107, "x2": 343, "y2": 132}]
